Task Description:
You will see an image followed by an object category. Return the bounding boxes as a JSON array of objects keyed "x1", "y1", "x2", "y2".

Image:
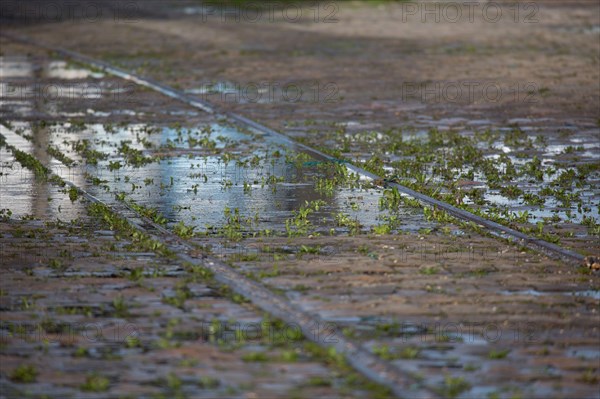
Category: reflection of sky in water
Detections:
[
  {"x1": 380, "y1": 125, "x2": 600, "y2": 226},
  {"x1": 1, "y1": 122, "x2": 433, "y2": 234},
  {"x1": 2, "y1": 111, "x2": 597, "y2": 234},
  {"x1": 46, "y1": 61, "x2": 105, "y2": 80},
  {"x1": 0, "y1": 127, "x2": 89, "y2": 222},
  {"x1": 98, "y1": 123, "x2": 431, "y2": 233},
  {"x1": 0, "y1": 57, "x2": 33, "y2": 78}
]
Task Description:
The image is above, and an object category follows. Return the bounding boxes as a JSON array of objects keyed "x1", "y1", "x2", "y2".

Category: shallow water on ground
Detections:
[{"x1": 1, "y1": 119, "x2": 436, "y2": 236}]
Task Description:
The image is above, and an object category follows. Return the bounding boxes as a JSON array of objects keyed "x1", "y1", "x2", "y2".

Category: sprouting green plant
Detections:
[
  {"x1": 488, "y1": 349, "x2": 510, "y2": 359},
  {"x1": 438, "y1": 375, "x2": 471, "y2": 398},
  {"x1": 68, "y1": 186, "x2": 79, "y2": 202},
  {"x1": 285, "y1": 200, "x2": 325, "y2": 237},
  {"x1": 184, "y1": 263, "x2": 214, "y2": 281},
  {"x1": 165, "y1": 372, "x2": 182, "y2": 391},
  {"x1": 334, "y1": 212, "x2": 362, "y2": 235},
  {"x1": 299, "y1": 245, "x2": 320, "y2": 255},
  {"x1": 162, "y1": 284, "x2": 193, "y2": 309},
  {"x1": 221, "y1": 207, "x2": 243, "y2": 241},
  {"x1": 80, "y1": 374, "x2": 110, "y2": 392},
  {"x1": 0, "y1": 208, "x2": 13, "y2": 219},
  {"x1": 73, "y1": 347, "x2": 89, "y2": 357},
  {"x1": 578, "y1": 368, "x2": 599, "y2": 384},
  {"x1": 379, "y1": 187, "x2": 402, "y2": 210},
  {"x1": 127, "y1": 267, "x2": 144, "y2": 282},
  {"x1": 173, "y1": 221, "x2": 195, "y2": 239},
  {"x1": 47, "y1": 145, "x2": 75, "y2": 166},
  {"x1": 315, "y1": 177, "x2": 336, "y2": 196},
  {"x1": 419, "y1": 266, "x2": 439, "y2": 275},
  {"x1": 10, "y1": 365, "x2": 38, "y2": 383},
  {"x1": 118, "y1": 141, "x2": 155, "y2": 167},
  {"x1": 198, "y1": 376, "x2": 221, "y2": 389},
  {"x1": 125, "y1": 336, "x2": 141, "y2": 348},
  {"x1": 112, "y1": 295, "x2": 129, "y2": 317},
  {"x1": 306, "y1": 376, "x2": 332, "y2": 387},
  {"x1": 242, "y1": 352, "x2": 268, "y2": 362},
  {"x1": 48, "y1": 258, "x2": 63, "y2": 270},
  {"x1": 372, "y1": 344, "x2": 396, "y2": 360},
  {"x1": 398, "y1": 346, "x2": 421, "y2": 359},
  {"x1": 280, "y1": 350, "x2": 298, "y2": 362},
  {"x1": 12, "y1": 148, "x2": 49, "y2": 179},
  {"x1": 243, "y1": 181, "x2": 252, "y2": 194},
  {"x1": 372, "y1": 224, "x2": 391, "y2": 235}
]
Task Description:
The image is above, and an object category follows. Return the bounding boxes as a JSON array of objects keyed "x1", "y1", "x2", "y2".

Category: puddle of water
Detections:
[
  {"x1": 185, "y1": 81, "x2": 238, "y2": 96},
  {"x1": 500, "y1": 290, "x2": 600, "y2": 300},
  {"x1": 0, "y1": 127, "x2": 88, "y2": 222},
  {"x1": 1, "y1": 120, "x2": 437, "y2": 236},
  {"x1": 568, "y1": 348, "x2": 600, "y2": 360},
  {"x1": 0, "y1": 57, "x2": 33, "y2": 78},
  {"x1": 46, "y1": 61, "x2": 105, "y2": 80}
]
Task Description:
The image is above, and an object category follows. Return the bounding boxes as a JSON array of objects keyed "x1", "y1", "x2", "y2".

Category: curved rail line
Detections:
[{"x1": 1, "y1": 32, "x2": 585, "y2": 265}]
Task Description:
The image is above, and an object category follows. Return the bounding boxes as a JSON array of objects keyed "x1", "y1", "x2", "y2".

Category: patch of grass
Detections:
[
  {"x1": 398, "y1": 346, "x2": 421, "y2": 359},
  {"x1": 67, "y1": 186, "x2": 79, "y2": 202},
  {"x1": 73, "y1": 347, "x2": 89, "y2": 357},
  {"x1": 241, "y1": 351, "x2": 268, "y2": 362},
  {"x1": 173, "y1": 220, "x2": 195, "y2": 239},
  {"x1": 306, "y1": 376, "x2": 332, "y2": 387},
  {"x1": 578, "y1": 369, "x2": 598, "y2": 384},
  {"x1": 10, "y1": 365, "x2": 38, "y2": 383},
  {"x1": 372, "y1": 344, "x2": 396, "y2": 360},
  {"x1": 81, "y1": 374, "x2": 110, "y2": 392},
  {"x1": 488, "y1": 349, "x2": 510, "y2": 359},
  {"x1": 438, "y1": 375, "x2": 471, "y2": 398},
  {"x1": 463, "y1": 363, "x2": 479, "y2": 372},
  {"x1": 279, "y1": 350, "x2": 298, "y2": 362},
  {"x1": 419, "y1": 266, "x2": 439, "y2": 275},
  {"x1": 127, "y1": 267, "x2": 144, "y2": 282},
  {"x1": 47, "y1": 145, "x2": 75, "y2": 166},
  {"x1": 88, "y1": 202, "x2": 173, "y2": 257},
  {"x1": 112, "y1": 295, "x2": 129, "y2": 317},
  {"x1": 12, "y1": 148, "x2": 49, "y2": 179},
  {"x1": 165, "y1": 372, "x2": 182, "y2": 391},
  {"x1": 299, "y1": 245, "x2": 321, "y2": 255},
  {"x1": 372, "y1": 223, "x2": 391, "y2": 235},
  {"x1": 198, "y1": 376, "x2": 221, "y2": 389},
  {"x1": 162, "y1": 284, "x2": 193, "y2": 309}
]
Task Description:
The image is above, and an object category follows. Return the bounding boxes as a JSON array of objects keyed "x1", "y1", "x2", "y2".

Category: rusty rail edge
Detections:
[{"x1": 1, "y1": 119, "x2": 436, "y2": 397}]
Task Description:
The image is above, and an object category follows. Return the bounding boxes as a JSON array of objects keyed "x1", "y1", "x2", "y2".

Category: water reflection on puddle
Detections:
[{"x1": 2, "y1": 121, "x2": 435, "y2": 234}]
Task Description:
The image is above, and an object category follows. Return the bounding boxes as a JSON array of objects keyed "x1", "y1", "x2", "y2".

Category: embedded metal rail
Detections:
[
  {"x1": 0, "y1": 125, "x2": 436, "y2": 399},
  {"x1": 1, "y1": 32, "x2": 585, "y2": 265},
  {"x1": 1, "y1": 29, "x2": 587, "y2": 398}
]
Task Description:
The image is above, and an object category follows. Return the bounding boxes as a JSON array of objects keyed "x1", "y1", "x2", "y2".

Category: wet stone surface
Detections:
[
  {"x1": 0, "y1": 218, "x2": 385, "y2": 399},
  {"x1": 1, "y1": 6, "x2": 600, "y2": 399}
]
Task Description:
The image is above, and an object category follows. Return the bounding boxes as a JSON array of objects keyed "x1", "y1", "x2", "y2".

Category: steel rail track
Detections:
[
  {"x1": 1, "y1": 32, "x2": 585, "y2": 265},
  {"x1": 0, "y1": 29, "x2": 590, "y2": 395},
  {"x1": 3, "y1": 32, "x2": 585, "y2": 266},
  {"x1": 1, "y1": 100, "x2": 436, "y2": 399}
]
